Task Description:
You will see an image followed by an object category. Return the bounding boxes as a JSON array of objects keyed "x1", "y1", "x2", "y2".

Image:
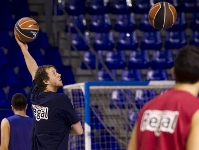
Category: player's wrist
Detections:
[{"x1": 20, "y1": 45, "x2": 28, "y2": 51}]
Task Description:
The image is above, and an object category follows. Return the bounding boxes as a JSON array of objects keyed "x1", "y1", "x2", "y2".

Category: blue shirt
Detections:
[
  {"x1": 30, "y1": 81, "x2": 80, "y2": 150},
  {"x1": 7, "y1": 114, "x2": 33, "y2": 150}
]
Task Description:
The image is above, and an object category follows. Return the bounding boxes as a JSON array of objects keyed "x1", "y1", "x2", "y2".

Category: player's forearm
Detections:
[
  {"x1": 0, "y1": 145, "x2": 8, "y2": 150},
  {"x1": 0, "y1": 148, "x2": 8, "y2": 150},
  {"x1": 21, "y1": 47, "x2": 38, "y2": 77}
]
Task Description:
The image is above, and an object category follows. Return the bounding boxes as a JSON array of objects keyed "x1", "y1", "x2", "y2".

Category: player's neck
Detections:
[
  {"x1": 14, "y1": 111, "x2": 28, "y2": 117},
  {"x1": 174, "y1": 83, "x2": 199, "y2": 97},
  {"x1": 44, "y1": 86, "x2": 57, "y2": 92}
]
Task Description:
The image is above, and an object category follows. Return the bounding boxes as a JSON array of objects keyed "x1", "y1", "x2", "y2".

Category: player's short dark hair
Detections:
[
  {"x1": 11, "y1": 93, "x2": 27, "y2": 111},
  {"x1": 174, "y1": 45, "x2": 199, "y2": 84},
  {"x1": 34, "y1": 65, "x2": 55, "y2": 91}
]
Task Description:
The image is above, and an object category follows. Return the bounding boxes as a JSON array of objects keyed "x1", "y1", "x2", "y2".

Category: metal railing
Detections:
[{"x1": 52, "y1": 0, "x2": 117, "y2": 81}]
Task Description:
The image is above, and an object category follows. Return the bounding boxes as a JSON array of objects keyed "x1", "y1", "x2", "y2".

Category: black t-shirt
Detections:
[{"x1": 30, "y1": 81, "x2": 80, "y2": 150}]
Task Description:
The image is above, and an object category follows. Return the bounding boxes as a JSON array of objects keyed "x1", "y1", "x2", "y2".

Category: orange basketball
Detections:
[
  {"x1": 148, "y1": 2, "x2": 177, "y2": 30},
  {"x1": 14, "y1": 17, "x2": 39, "y2": 43}
]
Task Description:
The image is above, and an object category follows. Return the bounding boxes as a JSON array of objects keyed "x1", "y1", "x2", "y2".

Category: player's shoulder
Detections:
[
  {"x1": 139, "y1": 90, "x2": 169, "y2": 110},
  {"x1": 177, "y1": 90, "x2": 199, "y2": 104},
  {"x1": 6, "y1": 114, "x2": 18, "y2": 120},
  {"x1": 55, "y1": 92, "x2": 68, "y2": 98},
  {"x1": 50, "y1": 93, "x2": 73, "y2": 109},
  {"x1": 141, "y1": 97, "x2": 157, "y2": 111},
  {"x1": 1, "y1": 117, "x2": 9, "y2": 126},
  {"x1": 52, "y1": 92, "x2": 70, "y2": 101},
  {"x1": 192, "y1": 109, "x2": 199, "y2": 121}
]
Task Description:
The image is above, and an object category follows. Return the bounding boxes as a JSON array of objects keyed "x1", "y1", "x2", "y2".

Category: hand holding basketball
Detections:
[
  {"x1": 14, "y1": 31, "x2": 28, "y2": 50},
  {"x1": 14, "y1": 17, "x2": 39, "y2": 43},
  {"x1": 148, "y1": 2, "x2": 177, "y2": 30}
]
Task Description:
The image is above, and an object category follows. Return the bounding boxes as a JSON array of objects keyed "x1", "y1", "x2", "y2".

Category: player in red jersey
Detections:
[{"x1": 128, "y1": 45, "x2": 199, "y2": 150}]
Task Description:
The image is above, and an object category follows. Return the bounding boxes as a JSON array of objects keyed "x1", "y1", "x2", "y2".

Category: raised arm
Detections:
[
  {"x1": 0, "y1": 118, "x2": 10, "y2": 150},
  {"x1": 186, "y1": 109, "x2": 199, "y2": 150},
  {"x1": 14, "y1": 33, "x2": 38, "y2": 80}
]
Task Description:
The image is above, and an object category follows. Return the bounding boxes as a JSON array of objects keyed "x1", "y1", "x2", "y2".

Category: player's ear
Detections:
[
  {"x1": 43, "y1": 80, "x2": 49, "y2": 84},
  {"x1": 11, "y1": 105, "x2": 14, "y2": 111},
  {"x1": 171, "y1": 67, "x2": 175, "y2": 79}
]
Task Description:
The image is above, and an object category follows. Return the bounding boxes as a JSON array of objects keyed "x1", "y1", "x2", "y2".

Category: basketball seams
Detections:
[
  {"x1": 18, "y1": 28, "x2": 39, "y2": 31},
  {"x1": 18, "y1": 18, "x2": 39, "y2": 30},
  {"x1": 15, "y1": 17, "x2": 39, "y2": 43},
  {"x1": 153, "y1": 3, "x2": 161, "y2": 26},
  {"x1": 18, "y1": 18, "x2": 24, "y2": 25},
  {"x1": 19, "y1": 19, "x2": 35, "y2": 26},
  {"x1": 149, "y1": 4, "x2": 159, "y2": 12},
  {"x1": 148, "y1": 2, "x2": 177, "y2": 30},
  {"x1": 148, "y1": 4, "x2": 160, "y2": 20},
  {"x1": 19, "y1": 19, "x2": 39, "y2": 30},
  {"x1": 15, "y1": 25, "x2": 35, "y2": 40},
  {"x1": 148, "y1": 4, "x2": 160, "y2": 16},
  {"x1": 14, "y1": 30, "x2": 24, "y2": 42},
  {"x1": 162, "y1": 2, "x2": 166, "y2": 30},
  {"x1": 168, "y1": 4, "x2": 175, "y2": 26}
]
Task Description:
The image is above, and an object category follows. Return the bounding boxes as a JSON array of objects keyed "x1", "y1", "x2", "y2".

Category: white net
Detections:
[{"x1": 64, "y1": 81, "x2": 174, "y2": 150}]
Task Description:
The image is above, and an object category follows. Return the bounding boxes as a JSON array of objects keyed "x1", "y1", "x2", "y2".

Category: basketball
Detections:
[
  {"x1": 148, "y1": 2, "x2": 177, "y2": 30},
  {"x1": 14, "y1": 17, "x2": 39, "y2": 43}
]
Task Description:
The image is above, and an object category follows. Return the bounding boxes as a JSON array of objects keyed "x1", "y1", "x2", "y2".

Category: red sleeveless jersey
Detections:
[{"x1": 136, "y1": 88, "x2": 199, "y2": 150}]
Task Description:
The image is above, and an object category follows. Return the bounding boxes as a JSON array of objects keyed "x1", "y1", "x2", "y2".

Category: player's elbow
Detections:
[
  {"x1": 71, "y1": 121, "x2": 83, "y2": 135},
  {"x1": 76, "y1": 127, "x2": 83, "y2": 135},
  {"x1": 70, "y1": 128, "x2": 83, "y2": 135},
  {"x1": 75, "y1": 124, "x2": 83, "y2": 135}
]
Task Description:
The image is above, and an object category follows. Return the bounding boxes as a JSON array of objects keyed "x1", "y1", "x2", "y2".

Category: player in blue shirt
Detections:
[
  {"x1": 14, "y1": 33, "x2": 83, "y2": 150},
  {"x1": 0, "y1": 93, "x2": 33, "y2": 150}
]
